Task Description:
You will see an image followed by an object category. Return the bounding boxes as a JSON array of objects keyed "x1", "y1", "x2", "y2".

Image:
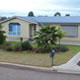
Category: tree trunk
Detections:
[{"x1": 59, "y1": 39, "x2": 61, "y2": 51}]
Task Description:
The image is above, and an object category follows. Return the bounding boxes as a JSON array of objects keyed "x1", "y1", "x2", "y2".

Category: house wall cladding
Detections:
[
  {"x1": 60, "y1": 24, "x2": 80, "y2": 45},
  {"x1": 1, "y1": 18, "x2": 31, "y2": 41},
  {"x1": 1, "y1": 17, "x2": 80, "y2": 45},
  {"x1": 41, "y1": 23, "x2": 80, "y2": 45}
]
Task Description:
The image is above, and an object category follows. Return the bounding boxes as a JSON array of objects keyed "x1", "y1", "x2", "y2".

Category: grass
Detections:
[
  {"x1": 54, "y1": 45, "x2": 80, "y2": 65},
  {"x1": 0, "y1": 45, "x2": 80, "y2": 67},
  {"x1": 0, "y1": 50, "x2": 51, "y2": 67}
]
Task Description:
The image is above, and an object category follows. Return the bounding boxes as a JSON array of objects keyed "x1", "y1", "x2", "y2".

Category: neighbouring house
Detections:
[{"x1": 0, "y1": 16, "x2": 80, "y2": 45}]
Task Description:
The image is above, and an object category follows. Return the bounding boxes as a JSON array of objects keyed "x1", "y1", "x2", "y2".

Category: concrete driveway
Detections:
[{"x1": 0, "y1": 64, "x2": 80, "y2": 80}]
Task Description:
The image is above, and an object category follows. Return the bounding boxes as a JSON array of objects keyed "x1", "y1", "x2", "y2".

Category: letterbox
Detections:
[{"x1": 50, "y1": 50, "x2": 55, "y2": 58}]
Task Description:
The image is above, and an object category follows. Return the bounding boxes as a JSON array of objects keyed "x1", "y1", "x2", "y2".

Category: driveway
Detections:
[{"x1": 0, "y1": 64, "x2": 80, "y2": 80}]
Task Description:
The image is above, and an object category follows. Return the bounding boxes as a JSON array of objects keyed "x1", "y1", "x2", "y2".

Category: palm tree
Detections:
[{"x1": 34, "y1": 26, "x2": 58, "y2": 49}]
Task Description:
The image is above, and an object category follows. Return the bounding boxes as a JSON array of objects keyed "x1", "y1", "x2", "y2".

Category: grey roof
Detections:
[{"x1": 17, "y1": 16, "x2": 80, "y2": 24}]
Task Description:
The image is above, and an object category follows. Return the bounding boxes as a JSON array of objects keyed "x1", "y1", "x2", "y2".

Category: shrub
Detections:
[
  {"x1": 39, "y1": 48, "x2": 50, "y2": 53},
  {"x1": 22, "y1": 41, "x2": 32, "y2": 50},
  {"x1": 2, "y1": 42, "x2": 11, "y2": 49},
  {"x1": 0, "y1": 45, "x2": 2, "y2": 49},
  {"x1": 55, "y1": 45, "x2": 69, "y2": 52},
  {"x1": 35, "y1": 47, "x2": 52, "y2": 53},
  {"x1": 0, "y1": 24, "x2": 6, "y2": 45},
  {"x1": 12, "y1": 43, "x2": 22, "y2": 51},
  {"x1": 60, "y1": 46, "x2": 68, "y2": 52},
  {"x1": 5, "y1": 42, "x2": 22, "y2": 51},
  {"x1": 5, "y1": 45, "x2": 13, "y2": 51}
]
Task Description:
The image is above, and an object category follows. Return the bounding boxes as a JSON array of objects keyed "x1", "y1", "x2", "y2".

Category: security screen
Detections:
[{"x1": 61, "y1": 25, "x2": 78, "y2": 37}]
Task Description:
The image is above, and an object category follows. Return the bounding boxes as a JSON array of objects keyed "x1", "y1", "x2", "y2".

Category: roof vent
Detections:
[{"x1": 65, "y1": 14, "x2": 70, "y2": 16}]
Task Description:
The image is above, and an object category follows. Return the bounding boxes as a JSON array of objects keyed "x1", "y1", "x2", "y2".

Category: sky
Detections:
[{"x1": 0, "y1": 0, "x2": 80, "y2": 17}]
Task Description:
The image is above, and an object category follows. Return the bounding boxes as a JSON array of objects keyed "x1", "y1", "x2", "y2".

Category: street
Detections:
[{"x1": 0, "y1": 65, "x2": 80, "y2": 80}]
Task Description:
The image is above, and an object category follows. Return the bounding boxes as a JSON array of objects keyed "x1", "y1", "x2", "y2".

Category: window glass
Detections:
[
  {"x1": 9, "y1": 23, "x2": 20, "y2": 36},
  {"x1": 61, "y1": 25, "x2": 78, "y2": 37},
  {"x1": 34, "y1": 24, "x2": 36, "y2": 36}
]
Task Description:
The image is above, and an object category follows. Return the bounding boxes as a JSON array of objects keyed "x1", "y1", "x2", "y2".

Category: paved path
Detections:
[
  {"x1": 0, "y1": 65, "x2": 80, "y2": 80},
  {"x1": 54, "y1": 52, "x2": 80, "y2": 72}
]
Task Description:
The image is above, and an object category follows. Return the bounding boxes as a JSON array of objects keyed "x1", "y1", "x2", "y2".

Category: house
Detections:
[{"x1": 0, "y1": 16, "x2": 80, "y2": 45}]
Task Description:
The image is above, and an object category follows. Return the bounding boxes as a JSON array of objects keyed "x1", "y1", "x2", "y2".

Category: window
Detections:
[
  {"x1": 61, "y1": 25, "x2": 78, "y2": 37},
  {"x1": 9, "y1": 23, "x2": 20, "y2": 35},
  {"x1": 34, "y1": 24, "x2": 36, "y2": 36},
  {"x1": 34, "y1": 24, "x2": 36, "y2": 31}
]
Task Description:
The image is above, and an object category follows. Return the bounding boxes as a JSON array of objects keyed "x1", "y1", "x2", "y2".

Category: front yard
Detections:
[{"x1": 0, "y1": 45, "x2": 80, "y2": 67}]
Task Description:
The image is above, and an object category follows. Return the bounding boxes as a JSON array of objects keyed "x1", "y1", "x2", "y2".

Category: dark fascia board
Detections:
[{"x1": 38, "y1": 22, "x2": 80, "y2": 24}]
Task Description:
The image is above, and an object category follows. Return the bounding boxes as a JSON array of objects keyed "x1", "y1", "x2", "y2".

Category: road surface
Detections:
[{"x1": 0, "y1": 65, "x2": 80, "y2": 80}]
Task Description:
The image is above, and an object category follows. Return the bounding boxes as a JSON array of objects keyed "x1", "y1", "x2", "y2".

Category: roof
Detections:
[
  {"x1": 1, "y1": 16, "x2": 80, "y2": 24},
  {"x1": 0, "y1": 16, "x2": 37, "y2": 24},
  {"x1": 18, "y1": 16, "x2": 80, "y2": 24}
]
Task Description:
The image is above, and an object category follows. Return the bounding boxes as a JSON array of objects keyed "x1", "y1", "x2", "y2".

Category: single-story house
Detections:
[{"x1": 0, "y1": 16, "x2": 80, "y2": 45}]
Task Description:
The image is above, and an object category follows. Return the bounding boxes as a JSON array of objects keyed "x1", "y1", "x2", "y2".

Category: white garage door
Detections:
[{"x1": 61, "y1": 25, "x2": 78, "y2": 37}]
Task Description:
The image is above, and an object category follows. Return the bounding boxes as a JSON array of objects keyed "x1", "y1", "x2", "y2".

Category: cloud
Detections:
[
  {"x1": 0, "y1": 0, "x2": 80, "y2": 16},
  {"x1": 48, "y1": 0, "x2": 80, "y2": 8}
]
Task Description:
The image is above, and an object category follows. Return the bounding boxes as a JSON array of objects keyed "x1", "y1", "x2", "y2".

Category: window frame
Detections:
[{"x1": 9, "y1": 23, "x2": 20, "y2": 36}]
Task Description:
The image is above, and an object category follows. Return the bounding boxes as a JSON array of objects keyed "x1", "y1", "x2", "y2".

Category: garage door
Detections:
[{"x1": 61, "y1": 25, "x2": 78, "y2": 37}]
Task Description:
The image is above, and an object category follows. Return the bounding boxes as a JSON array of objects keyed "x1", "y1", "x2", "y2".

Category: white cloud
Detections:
[
  {"x1": 0, "y1": 0, "x2": 80, "y2": 16},
  {"x1": 0, "y1": 0, "x2": 68, "y2": 11},
  {"x1": 0, "y1": 0, "x2": 49, "y2": 10}
]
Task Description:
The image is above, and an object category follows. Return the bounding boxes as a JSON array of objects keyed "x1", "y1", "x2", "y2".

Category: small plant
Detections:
[
  {"x1": 22, "y1": 41, "x2": 32, "y2": 50},
  {"x1": 55, "y1": 45, "x2": 69, "y2": 52}
]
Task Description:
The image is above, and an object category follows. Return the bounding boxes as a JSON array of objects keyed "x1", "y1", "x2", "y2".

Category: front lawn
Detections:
[{"x1": 0, "y1": 45, "x2": 80, "y2": 67}]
